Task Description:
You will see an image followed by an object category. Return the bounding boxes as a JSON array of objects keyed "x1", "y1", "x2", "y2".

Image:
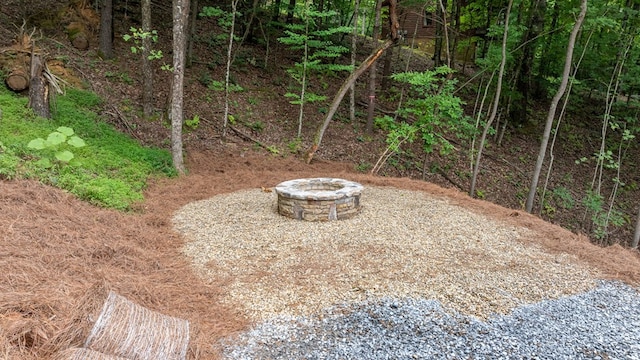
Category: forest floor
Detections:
[{"x1": 1, "y1": 2, "x2": 640, "y2": 359}]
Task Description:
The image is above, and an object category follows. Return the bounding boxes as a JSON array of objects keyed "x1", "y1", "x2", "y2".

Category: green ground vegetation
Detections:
[{"x1": 0, "y1": 85, "x2": 176, "y2": 210}]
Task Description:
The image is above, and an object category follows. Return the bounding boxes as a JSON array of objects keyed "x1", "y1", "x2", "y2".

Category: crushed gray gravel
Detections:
[{"x1": 220, "y1": 280, "x2": 640, "y2": 360}]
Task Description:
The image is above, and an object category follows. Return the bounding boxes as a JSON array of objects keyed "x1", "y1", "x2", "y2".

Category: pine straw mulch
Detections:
[{"x1": 2, "y1": 148, "x2": 640, "y2": 360}]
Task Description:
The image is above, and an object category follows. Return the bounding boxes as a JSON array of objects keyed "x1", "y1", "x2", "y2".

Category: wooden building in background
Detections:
[{"x1": 384, "y1": 5, "x2": 476, "y2": 63}]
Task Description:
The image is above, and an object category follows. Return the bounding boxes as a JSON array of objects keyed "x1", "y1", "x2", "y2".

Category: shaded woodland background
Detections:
[{"x1": 1, "y1": 0, "x2": 639, "y2": 246}]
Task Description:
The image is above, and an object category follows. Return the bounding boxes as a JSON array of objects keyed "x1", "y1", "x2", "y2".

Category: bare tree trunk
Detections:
[
  {"x1": 433, "y1": 0, "x2": 445, "y2": 66},
  {"x1": 234, "y1": 0, "x2": 260, "y2": 59},
  {"x1": 28, "y1": 52, "x2": 50, "y2": 118},
  {"x1": 365, "y1": 0, "x2": 383, "y2": 133},
  {"x1": 539, "y1": 30, "x2": 593, "y2": 215},
  {"x1": 286, "y1": 0, "x2": 296, "y2": 23},
  {"x1": 469, "y1": 0, "x2": 512, "y2": 198},
  {"x1": 381, "y1": 45, "x2": 394, "y2": 91},
  {"x1": 142, "y1": 0, "x2": 154, "y2": 118},
  {"x1": 438, "y1": 0, "x2": 451, "y2": 69},
  {"x1": 510, "y1": 0, "x2": 547, "y2": 126},
  {"x1": 170, "y1": 0, "x2": 190, "y2": 175},
  {"x1": 393, "y1": 4, "x2": 423, "y2": 122},
  {"x1": 537, "y1": 1, "x2": 560, "y2": 79},
  {"x1": 449, "y1": 0, "x2": 462, "y2": 66},
  {"x1": 222, "y1": 0, "x2": 240, "y2": 140},
  {"x1": 98, "y1": 0, "x2": 113, "y2": 59},
  {"x1": 590, "y1": 37, "x2": 633, "y2": 197},
  {"x1": 633, "y1": 205, "x2": 640, "y2": 249},
  {"x1": 525, "y1": 0, "x2": 587, "y2": 213},
  {"x1": 379, "y1": 0, "x2": 401, "y2": 91},
  {"x1": 272, "y1": 0, "x2": 282, "y2": 21},
  {"x1": 296, "y1": 4, "x2": 310, "y2": 138},
  {"x1": 186, "y1": 0, "x2": 198, "y2": 67},
  {"x1": 317, "y1": 0, "x2": 325, "y2": 26},
  {"x1": 350, "y1": 0, "x2": 361, "y2": 123}
]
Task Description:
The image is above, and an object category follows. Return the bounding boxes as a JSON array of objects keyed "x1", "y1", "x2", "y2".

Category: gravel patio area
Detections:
[
  {"x1": 173, "y1": 186, "x2": 598, "y2": 321},
  {"x1": 171, "y1": 185, "x2": 640, "y2": 359}
]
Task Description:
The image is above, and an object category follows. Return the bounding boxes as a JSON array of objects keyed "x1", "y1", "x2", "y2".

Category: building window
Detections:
[{"x1": 423, "y1": 11, "x2": 433, "y2": 27}]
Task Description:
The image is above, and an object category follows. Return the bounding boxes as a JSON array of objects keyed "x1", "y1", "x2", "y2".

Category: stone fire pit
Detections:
[{"x1": 275, "y1": 178, "x2": 363, "y2": 221}]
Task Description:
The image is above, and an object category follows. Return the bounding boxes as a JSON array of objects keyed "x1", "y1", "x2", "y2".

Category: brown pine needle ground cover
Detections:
[{"x1": 2, "y1": 149, "x2": 640, "y2": 359}]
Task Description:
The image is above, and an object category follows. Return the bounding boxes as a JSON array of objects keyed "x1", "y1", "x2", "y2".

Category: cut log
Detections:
[
  {"x1": 28, "y1": 53, "x2": 50, "y2": 118},
  {"x1": 5, "y1": 68, "x2": 29, "y2": 91}
]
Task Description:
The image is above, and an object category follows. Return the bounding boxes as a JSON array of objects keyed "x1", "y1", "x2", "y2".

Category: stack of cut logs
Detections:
[
  {"x1": 1, "y1": 1, "x2": 98, "y2": 118},
  {"x1": 2, "y1": 31, "x2": 32, "y2": 93},
  {"x1": 1, "y1": 29, "x2": 51, "y2": 118}
]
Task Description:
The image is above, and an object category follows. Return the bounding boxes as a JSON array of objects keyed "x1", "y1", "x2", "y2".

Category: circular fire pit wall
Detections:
[{"x1": 275, "y1": 178, "x2": 363, "y2": 221}]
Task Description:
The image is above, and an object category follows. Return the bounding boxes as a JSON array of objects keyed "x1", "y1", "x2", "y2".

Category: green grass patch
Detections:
[{"x1": 0, "y1": 86, "x2": 176, "y2": 210}]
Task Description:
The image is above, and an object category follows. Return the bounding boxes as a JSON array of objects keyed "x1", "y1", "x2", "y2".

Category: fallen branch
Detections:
[
  {"x1": 228, "y1": 125, "x2": 269, "y2": 150},
  {"x1": 105, "y1": 105, "x2": 142, "y2": 140},
  {"x1": 356, "y1": 99, "x2": 396, "y2": 116}
]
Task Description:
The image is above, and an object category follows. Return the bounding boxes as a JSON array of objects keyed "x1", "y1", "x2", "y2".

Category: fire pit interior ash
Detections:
[{"x1": 275, "y1": 178, "x2": 363, "y2": 221}]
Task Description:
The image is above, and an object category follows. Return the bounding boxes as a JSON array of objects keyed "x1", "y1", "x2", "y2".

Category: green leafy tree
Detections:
[
  {"x1": 278, "y1": 2, "x2": 352, "y2": 137},
  {"x1": 200, "y1": 4, "x2": 242, "y2": 139},
  {"x1": 374, "y1": 66, "x2": 475, "y2": 173}
]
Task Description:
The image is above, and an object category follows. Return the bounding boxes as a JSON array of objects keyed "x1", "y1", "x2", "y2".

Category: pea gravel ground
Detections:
[{"x1": 172, "y1": 186, "x2": 640, "y2": 359}]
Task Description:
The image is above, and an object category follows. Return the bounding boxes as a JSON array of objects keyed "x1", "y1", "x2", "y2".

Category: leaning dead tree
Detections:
[{"x1": 304, "y1": 0, "x2": 400, "y2": 164}]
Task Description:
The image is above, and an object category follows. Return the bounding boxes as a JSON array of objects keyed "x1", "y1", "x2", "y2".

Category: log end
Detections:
[{"x1": 6, "y1": 70, "x2": 29, "y2": 92}]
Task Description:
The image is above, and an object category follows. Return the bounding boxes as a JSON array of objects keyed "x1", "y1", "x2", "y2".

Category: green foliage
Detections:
[
  {"x1": 355, "y1": 161, "x2": 372, "y2": 173},
  {"x1": 199, "y1": 6, "x2": 240, "y2": 46},
  {"x1": 582, "y1": 190, "x2": 623, "y2": 240},
  {"x1": 123, "y1": 27, "x2": 160, "y2": 59},
  {"x1": 122, "y1": 27, "x2": 172, "y2": 71},
  {"x1": 247, "y1": 121, "x2": 264, "y2": 132},
  {"x1": 200, "y1": 6, "x2": 238, "y2": 29},
  {"x1": 0, "y1": 86, "x2": 175, "y2": 210},
  {"x1": 0, "y1": 141, "x2": 19, "y2": 179},
  {"x1": 27, "y1": 126, "x2": 87, "y2": 165},
  {"x1": 286, "y1": 137, "x2": 302, "y2": 153},
  {"x1": 378, "y1": 66, "x2": 475, "y2": 157},
  {"x1": 284, "y1": 91, "x2": 326, "y2": 104},
  {"x1": 551, "y1": 186, "x2": 575, "y2": 210},
  {"x1": 105, "y1": 71, "x2": 134, "y2": 85},
  {"x1": 207, "y1": 80, "x2": 243, "y2": 92},
  {"x1": 376, "y1": 116, "x2": 418, "y2": 152},
  {"x1": 185, "y1": 115, "x2": 200, "y2": 130},
  {"x1": 277, "y1": 4, "x2": 353, "y2": 132},
  {"x1": 266, "y1": 145, "x2": 280, "y2": 155}
]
